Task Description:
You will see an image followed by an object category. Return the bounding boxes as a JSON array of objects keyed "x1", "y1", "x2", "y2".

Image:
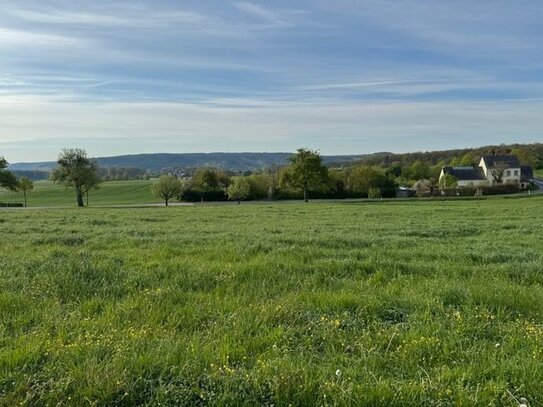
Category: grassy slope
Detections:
[
  {"x1": 1, "y1": 198, "x2": 543, "y2": 405},
  {"x1": 0, "y1": 180, "x2": 160, "y2": 207}
]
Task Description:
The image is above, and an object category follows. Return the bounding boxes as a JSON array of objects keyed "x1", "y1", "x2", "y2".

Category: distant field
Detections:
[
  {"x1": 0, "y1": 180, "x2": 160, "y2": 207},
  {"x1": 1, "y1": 197, "x2": 543, "y2": 405},
  {"x1": 536, "y1": 168, "x2": 543, "y2": 178}
]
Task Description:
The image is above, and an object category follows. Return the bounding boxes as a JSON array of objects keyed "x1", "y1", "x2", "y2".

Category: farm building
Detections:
[{"x1": 396, "y1": 187, "x2": 416, "y2": 198}]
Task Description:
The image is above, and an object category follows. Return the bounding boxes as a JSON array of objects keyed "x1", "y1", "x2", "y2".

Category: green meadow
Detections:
[
  {"x1": 1, "y1": 197, "x2": 543, "y2": 405},
  {"x1": 0, "y1": 180, "x2": 159, "y2": 207}
]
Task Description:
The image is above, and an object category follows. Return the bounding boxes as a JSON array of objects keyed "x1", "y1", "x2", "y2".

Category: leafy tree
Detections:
[
  {"x1": 449, "y1": 157, "x2": 462, "y2": 166},
  {"x1": 0, "y1": 157, "x2": 18, "y2": 191},
  {"x1": 385, "y1": 163, "x2": 403, "y2": 178},
  {"x1": 18, "y1": 177, "x2": 34, "y2": 207},
  {"x1": 410, "y1": 160, "x2": 431, "y2": 180},
  {"x1": 152, "y1": 175, "x2": 182, "y2": 206},
  {"x1": 51, "y1": 149, "x2": 101, "y2": 207},
  {"x1": 245, "y1": 173, "x2": 271, "y2": 200},
  {"x1": 192, "y1": 169, "x2": 220, "y2": 192},
  {"x1": 438, "y1": 174, "x2": 457, "y2": 190},
  {"x1": 460, "y1": 153, "x2": 475, "y2": 166},
  {"x1": 327, "y1": 168, "x2": 347, "y2": 197},
  {"x1": 281, "y1": 148, "x2": 328, "y2": 203},
  {"x1": 226, "y1": 176, "x2": 251, "y2": 204},
  {"x1": 347, "y1": 165, "x2": 384, "y2": 193},
  {"x1": 185, "y1": 168, "x2": 231, "y2": 202},
  {"x1": 511, "y1": 148, "x2": 538, "y2": 168}
]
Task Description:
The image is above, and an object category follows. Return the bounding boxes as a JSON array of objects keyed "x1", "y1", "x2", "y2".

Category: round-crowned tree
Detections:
[
  {"x1": 152, "y1": 175, "x2": 182, "y2": 206},
  {"x1": 281, "y1": 148, "x2": 328, "y2": 203},
  {"x1": 226, "y1": 176, "x2": 251, "y2": 204},
  {"x1": 51, "y1": 148, "x2": 101, "y2": 207}
]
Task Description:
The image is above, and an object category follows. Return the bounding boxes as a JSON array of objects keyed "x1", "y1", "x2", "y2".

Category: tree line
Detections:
[
  {"x1": 1, "y1": 145, "x2": 541, "y2": 207},
  {"x1": 152, "y1": 148, "x2": 405, "y2": 206},
  {"x1": 150, "y1": 146, "x2": 541, "y2": 206},
  {"x1": 361, "y1": 143, "x2": 543, "y2": 169}
]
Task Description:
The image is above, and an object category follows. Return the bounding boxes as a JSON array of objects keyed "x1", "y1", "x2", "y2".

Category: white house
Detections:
[{"x1": 439, "y1": 155, "x2": 533, "y2": 188}]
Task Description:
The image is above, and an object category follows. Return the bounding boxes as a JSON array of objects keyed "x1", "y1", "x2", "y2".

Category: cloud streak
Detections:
[
  {"x1": 2, "y1": 96, "x2": 542, "y2": 161},
  {"x1": 0, "y1": 0, "x2": 542, "y2": 161}
]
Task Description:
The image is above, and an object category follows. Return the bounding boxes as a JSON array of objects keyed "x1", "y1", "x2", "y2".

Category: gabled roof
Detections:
[
  {"x1": 481, "y1": 155, "x2": 520, "y2": 168},
  {"x1": 442, "y1": 166, "x2": 486, "y2": 181},
  {"x1": 521, "y1": 166, "x2": 534, "y2": 181}
]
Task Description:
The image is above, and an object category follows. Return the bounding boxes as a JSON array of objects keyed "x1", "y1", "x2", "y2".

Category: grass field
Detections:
[
  {"x1": 0, "y1": 180, "x2": 159, "y2": 207},
  {"x1": 1, "y1": 197, "x2": 543, "y2": 405}
]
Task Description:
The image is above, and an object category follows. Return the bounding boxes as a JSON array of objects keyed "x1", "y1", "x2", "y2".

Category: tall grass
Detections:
[{"x1": 1, "y1": 197, "x2": 542, "y2": 405}]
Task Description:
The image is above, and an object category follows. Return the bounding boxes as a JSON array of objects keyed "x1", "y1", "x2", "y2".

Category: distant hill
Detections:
[
  {"x1": 10, "y1": 152, "x2": 367, "y2": 173},
  {"x1": 9, "y1": 143, "x2": 542, "y2": 173},
  {"x1": 10, "y1": 162, "x2": 56, "y2": 172}
]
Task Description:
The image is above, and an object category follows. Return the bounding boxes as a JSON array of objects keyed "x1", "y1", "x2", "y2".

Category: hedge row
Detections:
[
  {"x1": 436, "y1": 184, "x2": 521, "y2": 197},
  {"x1": 0, "y1": 202, "x2": 24, "y2": 207}
]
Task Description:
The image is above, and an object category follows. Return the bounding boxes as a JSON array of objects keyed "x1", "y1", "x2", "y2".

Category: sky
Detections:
[{"x1": 1, "y1": 0, "x2": 542, "y2": 162}]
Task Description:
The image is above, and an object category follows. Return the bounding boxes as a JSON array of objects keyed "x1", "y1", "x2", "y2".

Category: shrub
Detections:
[{"x1": 368, "y1": 187, "x2": 382, "y2": 199}]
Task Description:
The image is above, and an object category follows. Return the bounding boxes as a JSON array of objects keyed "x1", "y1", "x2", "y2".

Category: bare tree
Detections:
[{"x1": 489, "y1": 161, "x2": 509, "y2": 184}]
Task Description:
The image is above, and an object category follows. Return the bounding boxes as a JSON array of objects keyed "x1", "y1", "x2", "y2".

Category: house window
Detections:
[
  {"x1": 506, "y1": 170, "x2": 511, "y2": 177},
  {"x1": 514, "y1": 170, "x2": 519, "y2": 176}
]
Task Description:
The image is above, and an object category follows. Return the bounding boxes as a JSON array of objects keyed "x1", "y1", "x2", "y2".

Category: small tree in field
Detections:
[
  {"x1": 18, "y1": 177, "x2": 34, "y2": 207},
  {"x1": 281, "y1": 148, "x2": 328, "y2": 203},
  {"x1": 51, "y1": 148, "x2": 100, "y2": 207},
  {"x1": 152, "y1": 175, "x2": 182, "y2": 206},
  {"x1": 227, "y1": 176, "x2": 251, "y2": 204}
]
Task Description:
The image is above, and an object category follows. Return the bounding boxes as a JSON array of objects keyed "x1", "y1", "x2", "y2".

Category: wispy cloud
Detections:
[
  {"x1": 0, "y1": 26, "x2": 86, "y2": 48},
  {"x1": 2, "y1": 96, "x2": 543, "y2": 159},
  {"x1": 1, "y1": 0, "x2": 542, "y2": 161},
  {"x1": 235, "y1": 2, "x2": 276, "y2": 19},
  {"x1": 234, "y1": 2, "x2": 283, "y2": 23},
  {"x1": 6, "y1": 9, "x2": 130, "y2": 26}
]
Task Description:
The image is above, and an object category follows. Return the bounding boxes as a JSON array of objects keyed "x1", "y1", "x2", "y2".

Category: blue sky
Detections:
[{"x1": 1, "y1": 0, "x2": 542, "y2": 162}]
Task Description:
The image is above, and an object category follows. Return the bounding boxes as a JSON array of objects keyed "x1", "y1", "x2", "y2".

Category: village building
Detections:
[{"x1": 439, "y1": 155, "x2": 533, "y2": 189}]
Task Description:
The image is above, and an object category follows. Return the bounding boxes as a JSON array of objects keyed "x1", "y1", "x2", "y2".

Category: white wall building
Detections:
[{"x1": 440, "y1": 155, "x2": 533, "y2": 188}]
